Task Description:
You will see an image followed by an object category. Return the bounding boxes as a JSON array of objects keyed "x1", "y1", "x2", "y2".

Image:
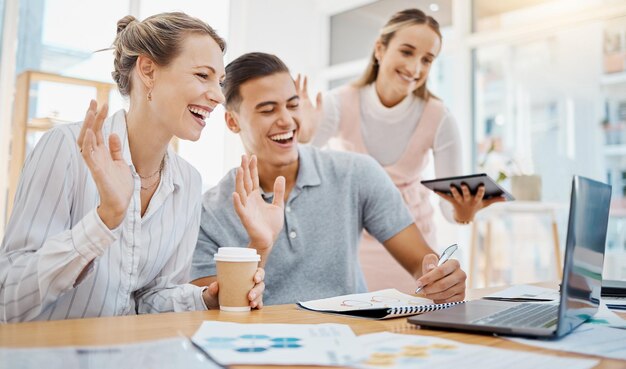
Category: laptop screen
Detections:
[{"x1": 556, "y1": 176, "x2": 612, "y2": 336}]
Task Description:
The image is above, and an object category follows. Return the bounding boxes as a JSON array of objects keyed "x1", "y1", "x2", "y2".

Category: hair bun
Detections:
[{"x1": 116, "y1": 15, "x2": 137, "y2": 34}]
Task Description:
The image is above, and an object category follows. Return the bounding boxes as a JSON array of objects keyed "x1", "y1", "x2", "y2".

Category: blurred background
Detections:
[{"x1": 1, "y1": 0, "x2": 625, "y2": 288}]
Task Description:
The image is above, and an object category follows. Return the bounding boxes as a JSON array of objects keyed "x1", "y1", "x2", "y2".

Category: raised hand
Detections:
[
  {"x1": 294, "y1": 74, "x2": 323, "y2": 143},
  {"x1": 232, "y1": 154, "x2": 285, "y2": 263},
  {"x1": 436, "y1": 184, "x2": 506, "y2": 224},
  {"x1": 77, "y1": 100, "x2": 133, "y2": 229}
]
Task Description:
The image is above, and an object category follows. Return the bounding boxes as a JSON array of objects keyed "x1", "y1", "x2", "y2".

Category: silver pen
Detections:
[{"x1": 415, "y1": 244, "x2": 459, "y2": 294}]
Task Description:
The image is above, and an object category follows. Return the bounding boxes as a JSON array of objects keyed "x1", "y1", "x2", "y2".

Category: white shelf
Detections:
[
  {"x1": 604, "y1": 145, "x2": 626, "y2": 156},
  {"x1": 601, "y1": 71, "x2": 626, "y2": 86}
]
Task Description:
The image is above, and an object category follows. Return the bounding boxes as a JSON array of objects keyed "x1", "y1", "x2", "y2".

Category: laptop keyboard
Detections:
[{"x1": 472, "y1": 303, "x2": 558, "y2": 328}]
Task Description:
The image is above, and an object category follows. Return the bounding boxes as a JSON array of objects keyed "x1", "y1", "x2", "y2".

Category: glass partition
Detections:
[
  {"x1": 473, "y1": 11, "x2": 626, "y2": 280},
  {"x1": 473, "y1": 21, "x2": 606, "y2": 201}
]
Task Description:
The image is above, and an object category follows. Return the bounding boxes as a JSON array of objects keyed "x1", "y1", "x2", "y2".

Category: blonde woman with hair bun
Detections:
[{"x1": 0, "y1": 12, "x2": 283, "y2": 322}]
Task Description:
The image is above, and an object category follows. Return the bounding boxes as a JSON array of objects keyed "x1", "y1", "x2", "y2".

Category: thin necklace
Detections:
[
  {"x1": 141, "y1": 176, "x2": 160, "y2": 191},
  {"x1": 140, "y1": 157, "x2": 165, "y2": 191},
  {"x1": 138, "y1": 157, "x2": 165, "y2": 179}
]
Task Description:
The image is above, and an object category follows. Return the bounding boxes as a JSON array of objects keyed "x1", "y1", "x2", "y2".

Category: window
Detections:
[{"x1": 15, "y1": 0, "x2": 129, "y2": 131}]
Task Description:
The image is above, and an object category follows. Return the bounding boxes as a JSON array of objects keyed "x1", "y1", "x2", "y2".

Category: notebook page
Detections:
[{"x1": 299, "y1": 289, "x2": 437, "y2": 312}]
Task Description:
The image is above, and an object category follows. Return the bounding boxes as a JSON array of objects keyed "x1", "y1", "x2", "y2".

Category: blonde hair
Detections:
[
  {"x1": 112, "y1": 12, "x2": 226, "y2": 96},
  {"x1": 354, "y1": 8, "x2": 441, "y2": 101}
]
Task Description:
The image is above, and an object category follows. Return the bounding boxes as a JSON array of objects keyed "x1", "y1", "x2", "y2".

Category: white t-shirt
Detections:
[{"x1": 311, "y1": 84, "x2": 462, "y2": 222}]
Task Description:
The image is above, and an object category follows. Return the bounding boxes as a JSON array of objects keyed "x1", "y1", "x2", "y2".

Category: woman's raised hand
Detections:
[
  {"x1": 77, "y1": 100, "x2": 133, "y2": 229},
  {"x1": 294, "y1": 74, "x2": 323, "y2": 143}
]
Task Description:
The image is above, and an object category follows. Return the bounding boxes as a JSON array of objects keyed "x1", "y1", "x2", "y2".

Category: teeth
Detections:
[
  {"x1": 188, "y1": 106, "x2": 209, "y2": 119},
  {"x1": 270, "y1": 131, "x2": 294, "y2": 141},
  {"x1": 399, "y1": 73, "x2": 417, "y2": 82}
]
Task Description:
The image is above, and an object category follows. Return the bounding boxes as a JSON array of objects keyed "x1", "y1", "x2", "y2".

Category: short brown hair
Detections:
[
  {"x1": 222, "y1": 52, "x2": 290, "y2": 111},
  {"x1": 112, "y1": 12, "x2": 226, "y2": 96}
]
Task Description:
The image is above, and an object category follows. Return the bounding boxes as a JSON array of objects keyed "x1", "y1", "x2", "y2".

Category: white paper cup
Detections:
[{"x1": 214, "y1": 247, "x2": 260, "y2": 312}]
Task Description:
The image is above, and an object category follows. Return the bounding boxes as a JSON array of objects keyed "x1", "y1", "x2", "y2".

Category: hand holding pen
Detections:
[{"x1": 415, "y1": 244, "x2": 467, "y2": 303}]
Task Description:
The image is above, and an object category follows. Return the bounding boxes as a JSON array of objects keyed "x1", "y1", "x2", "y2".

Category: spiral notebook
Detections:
[{"x1": 297, "y1": 289, "x2": 465, "y2": 319}]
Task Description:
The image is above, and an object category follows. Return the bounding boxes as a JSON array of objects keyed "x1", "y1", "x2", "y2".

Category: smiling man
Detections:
[{"x1": 191, "y1": 52, "x2": 467, "y2": 306}]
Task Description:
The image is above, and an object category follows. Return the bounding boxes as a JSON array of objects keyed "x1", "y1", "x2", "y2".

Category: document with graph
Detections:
[
  {"x1": 353, "y1": 332, "x2": 598, "y2": 369},
  {"x1": 191, "y1": 321, "x2": 363, "y2": 366},
  {"x1": 297, "y1": 289, "x2": 465, "y2": 319}
]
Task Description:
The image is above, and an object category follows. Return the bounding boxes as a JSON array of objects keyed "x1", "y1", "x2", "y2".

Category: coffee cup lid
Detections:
[{"x1": 214, "y1": 247, "x2": 260, "y2": 262}]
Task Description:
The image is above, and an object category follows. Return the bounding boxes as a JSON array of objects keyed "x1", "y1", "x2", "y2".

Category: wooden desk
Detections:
[{"x1": 0, "y1": 284, "x2": 624, "y2": 369}]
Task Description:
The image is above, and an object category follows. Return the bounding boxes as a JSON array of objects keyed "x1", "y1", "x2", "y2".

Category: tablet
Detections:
[{"x1": 420, "y1": 173, "x2": 515, "y2": 201}]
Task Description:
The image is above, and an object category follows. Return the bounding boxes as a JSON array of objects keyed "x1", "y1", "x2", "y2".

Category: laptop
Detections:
[
  {"x1": 600, "y1": 279, "x2": 626, "y2": 310},
  {"x1": 409, "y1": 175, "x2": 612, "y2": 338}
]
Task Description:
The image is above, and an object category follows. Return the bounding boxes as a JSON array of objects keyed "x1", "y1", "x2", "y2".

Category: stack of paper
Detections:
[
  {"x1": 508, "y1": 324, "x2": 626, "y2": 361},
  {"x1": 191, "y1": 322, "x2": 604, "y2": 368},
  {"x1": 482, "y1": 284, "x2": 560, "y2": 303}
]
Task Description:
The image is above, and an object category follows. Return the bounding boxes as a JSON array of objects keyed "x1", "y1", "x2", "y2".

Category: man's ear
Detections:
[
  {"x1": 136, "y1": 55, "x2": 156, "y2": 91},
  {"x1": 225, "y1": 111, "x2": 241, "y2": 133}
]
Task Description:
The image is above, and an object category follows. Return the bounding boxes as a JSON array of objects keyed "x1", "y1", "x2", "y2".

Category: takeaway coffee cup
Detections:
[{"x1": 214, "y1": 247, "x2": 260, "y2": 312}]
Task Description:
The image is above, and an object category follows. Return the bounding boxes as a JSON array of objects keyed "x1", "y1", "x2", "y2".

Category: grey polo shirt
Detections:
[{"x1": 191, "y1": 145, "x2": 414, "y2": 305}]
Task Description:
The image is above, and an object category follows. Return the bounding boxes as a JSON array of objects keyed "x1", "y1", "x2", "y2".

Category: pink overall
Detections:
[{"x1": 330, "y1": 86, "x2": 445, "y2": 292}]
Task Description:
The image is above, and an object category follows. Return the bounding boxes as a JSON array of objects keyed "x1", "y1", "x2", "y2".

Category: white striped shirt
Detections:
[{"x1": 1, "y1": 109, "x2": 208, "y2": 322}]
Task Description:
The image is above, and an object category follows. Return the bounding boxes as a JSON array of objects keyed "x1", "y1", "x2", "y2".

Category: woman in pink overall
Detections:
[{"x1": 299, "y1": 9, "x2": 503, "y2": 292}]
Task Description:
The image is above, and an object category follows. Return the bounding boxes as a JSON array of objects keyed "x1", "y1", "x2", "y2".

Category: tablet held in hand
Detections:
[{"x1": 421, "y1": 173, "x2": 515, "y2": 201}]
